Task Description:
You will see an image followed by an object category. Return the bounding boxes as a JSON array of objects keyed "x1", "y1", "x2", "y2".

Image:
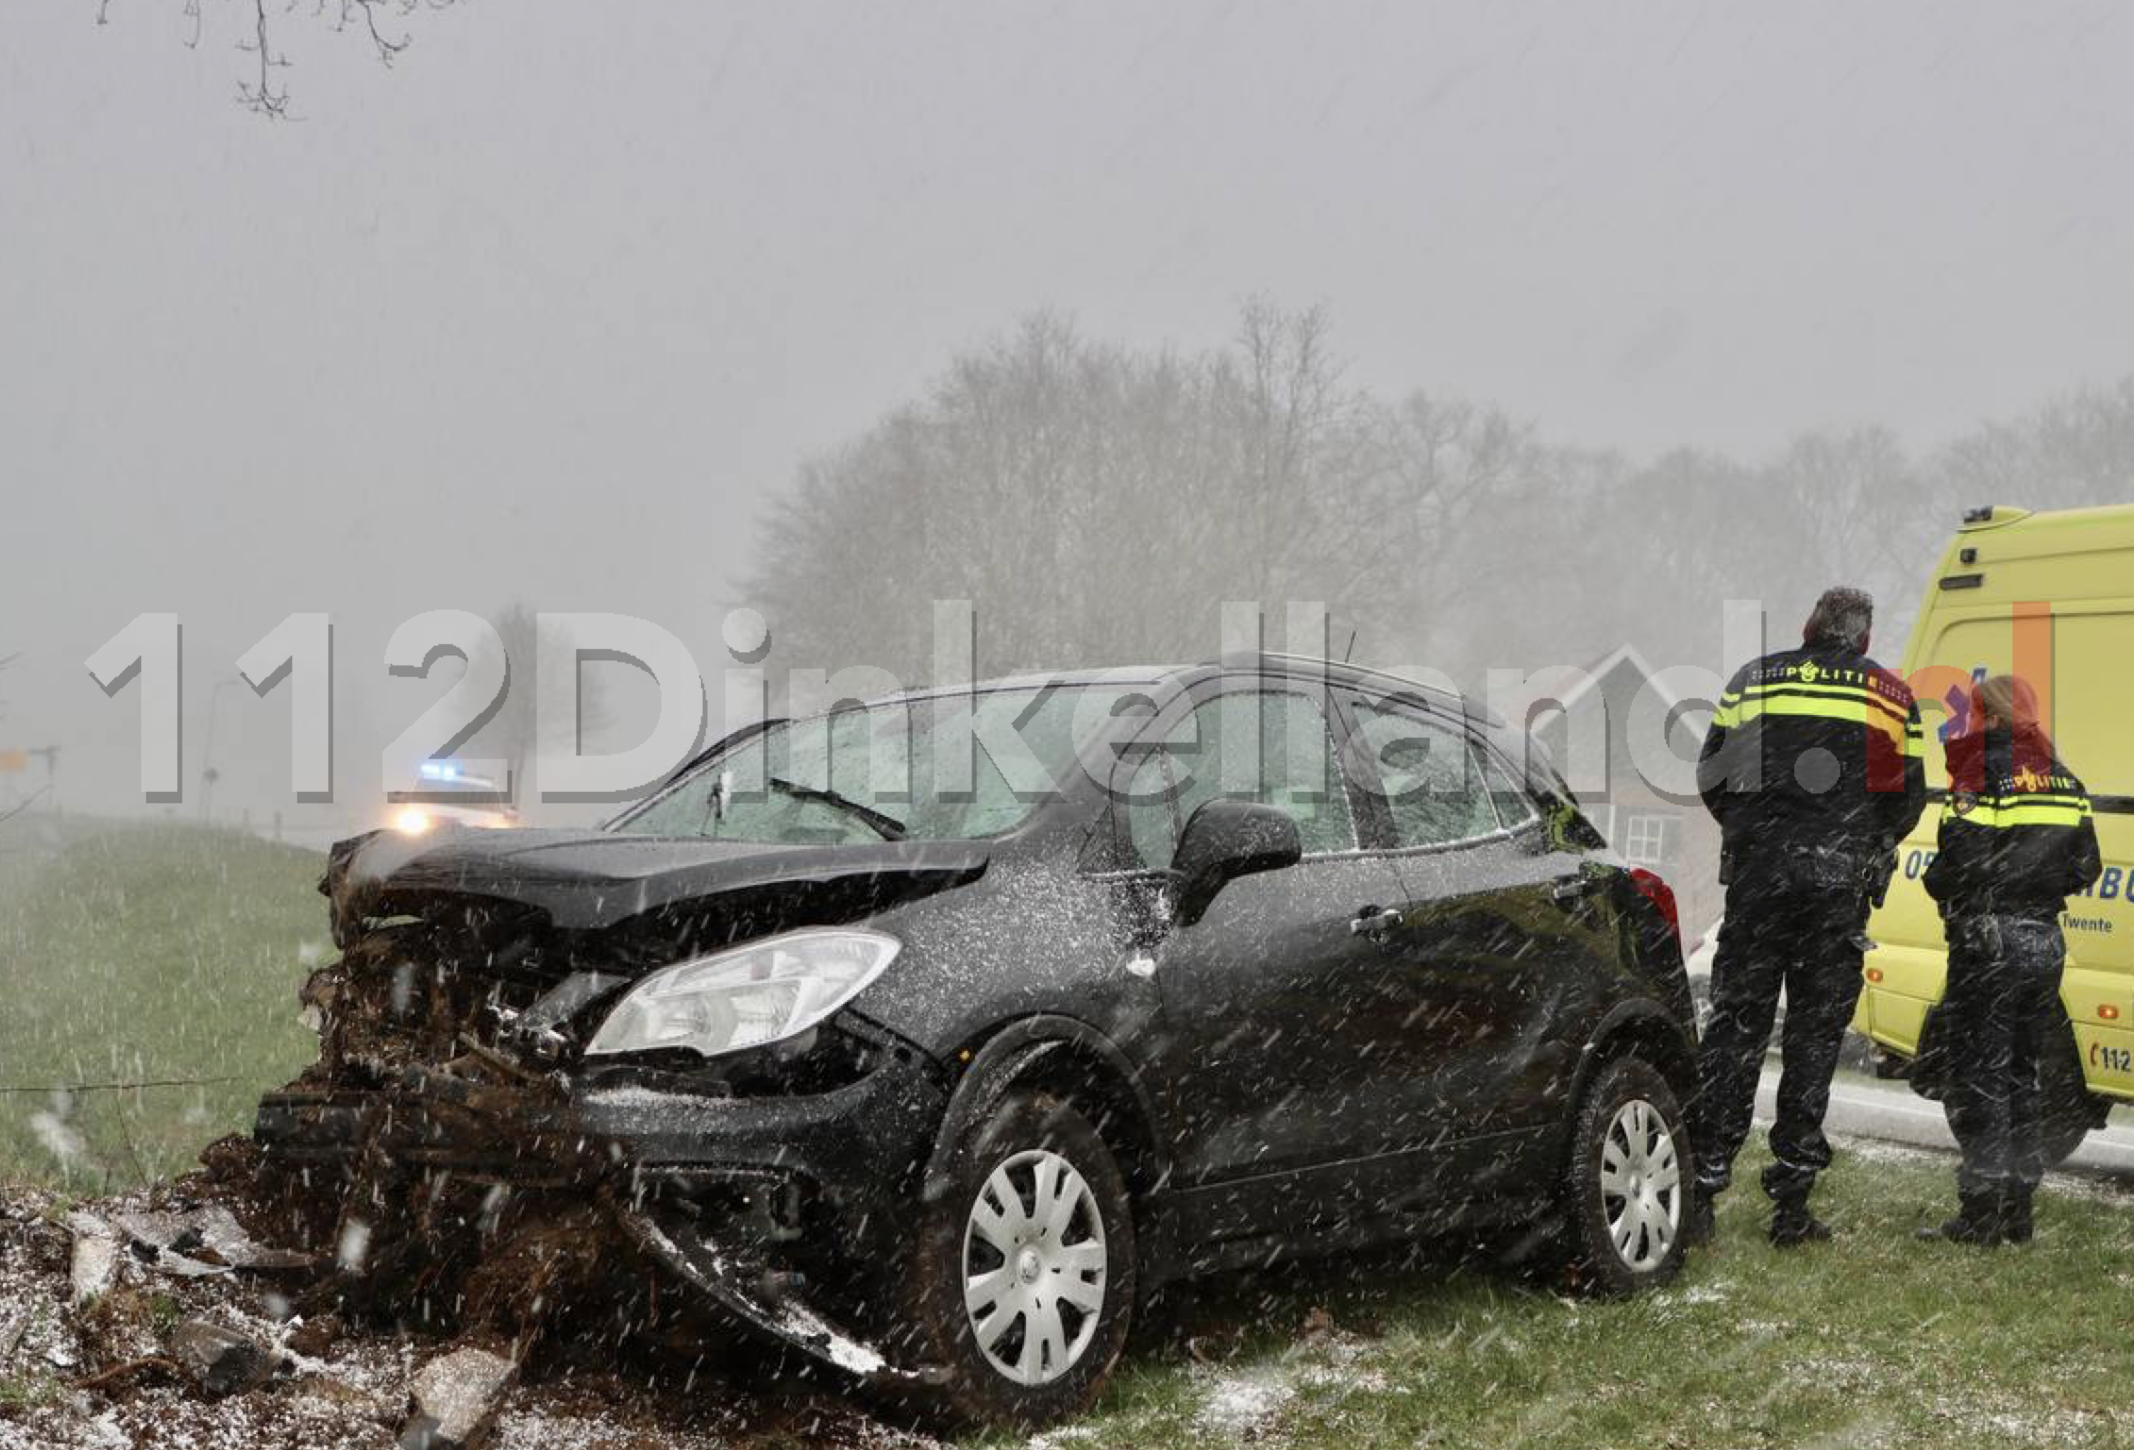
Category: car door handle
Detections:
[
  {"x1": 1349, "y1": 904, "x2": 1404, "y2": 940},
  {"x1": 1551, "y1": 879, "x2": 1593, "y2": 904}
]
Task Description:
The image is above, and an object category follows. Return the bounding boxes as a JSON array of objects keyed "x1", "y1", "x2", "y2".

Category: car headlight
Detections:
[{"x1": 585, "y1": 928, "x2": 900, "y2": 1060}]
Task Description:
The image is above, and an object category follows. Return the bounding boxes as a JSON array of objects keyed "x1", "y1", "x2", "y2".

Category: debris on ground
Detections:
[
  {"x1": 66, "y1": 1212, "x2": 120, "y2": 1307},
  {"x1": 168, "y1": 1320, "x2": 278, "y2": 1399},
  {"x1": 117, "y1": 1205, "x2": 315, "y2": 1277},
  {"x1": 0, "y1": 1182, "x2": 940, "y2": 1450},
  {"x1": 400, "y1": 1346, "x2": 517, "y2": 1450}
]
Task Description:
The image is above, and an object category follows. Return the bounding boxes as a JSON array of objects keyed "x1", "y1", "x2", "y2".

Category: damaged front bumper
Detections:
[{"x1": 255, "y1": 1025, "x2": 949, "y2": 1382}]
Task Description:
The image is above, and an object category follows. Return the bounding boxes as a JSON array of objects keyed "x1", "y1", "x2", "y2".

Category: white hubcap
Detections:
[
  {"x1": 1600, "y1": 1099, "x2": 1681, "y2": 1271},
  {"x1": 962, "y1": 1148, "x2": 1108, "y2": 1386}
]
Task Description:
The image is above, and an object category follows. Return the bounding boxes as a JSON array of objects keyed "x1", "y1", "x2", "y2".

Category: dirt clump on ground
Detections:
[{"x1": 0, "y1": 1178, "x2": 935, "y2": 1450}]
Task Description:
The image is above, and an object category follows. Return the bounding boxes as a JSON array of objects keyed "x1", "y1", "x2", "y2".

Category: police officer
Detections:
[
  {"x1": 1920, "y1": 675, "x2": 2102, "y2": 1246},
  {"x1": 1691, "y1": 586, "x2": 1927, "y2": 1246}
]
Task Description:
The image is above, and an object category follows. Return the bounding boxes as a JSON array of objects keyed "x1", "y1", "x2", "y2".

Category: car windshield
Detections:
[{"x1": 613, "y1": 684, "x2": 1152, "y2": 844}]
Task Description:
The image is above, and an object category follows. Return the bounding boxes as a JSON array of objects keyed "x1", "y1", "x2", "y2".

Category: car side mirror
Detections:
[{"x1": 1169, "y1": 799, "x2": 1303, "y2": 925}]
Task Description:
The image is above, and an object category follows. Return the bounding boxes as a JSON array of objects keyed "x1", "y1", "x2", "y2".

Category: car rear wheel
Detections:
[
  {"x1": 892, "y1": 1091, "x2": 1135, "y2": 1429},
  {"x1": 1561, "y1": 1056, "x2": 1691, "y2": 1294}
]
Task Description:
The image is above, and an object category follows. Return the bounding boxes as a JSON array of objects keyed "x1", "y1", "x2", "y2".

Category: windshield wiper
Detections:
[{"x1": 766, "y1": 776, "x2": 909, "y2": 841}]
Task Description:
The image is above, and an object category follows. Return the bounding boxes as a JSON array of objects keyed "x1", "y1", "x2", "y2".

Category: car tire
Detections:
[
  {"x1": 891, "y1": 1091, "x2": 1136, "y2": 1430},
  {"x1": 1560, "y1": 1056, "x2": 1692, "y2": 1295}
]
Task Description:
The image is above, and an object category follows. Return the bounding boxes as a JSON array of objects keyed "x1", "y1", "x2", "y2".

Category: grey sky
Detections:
[{"x1": 5, "y1": 2, "x2": 2133, "y2": 825}]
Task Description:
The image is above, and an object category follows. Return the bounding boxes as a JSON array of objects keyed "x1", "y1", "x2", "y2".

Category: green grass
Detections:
[
  {"x1": 0, "y1": 816, "x2": 329, "y2": 1190},
  {"x1": 998, "y1": 1142, "x2": 2134, "y2": 1450},
  {"x1": 0, "y1": 1373, "x2": 63, "y2": 1413}
]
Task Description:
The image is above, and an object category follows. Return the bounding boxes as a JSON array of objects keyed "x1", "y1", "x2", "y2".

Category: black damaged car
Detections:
[{"x1": 255, "y1": 655, "x2": 1700, "y2": 1427}]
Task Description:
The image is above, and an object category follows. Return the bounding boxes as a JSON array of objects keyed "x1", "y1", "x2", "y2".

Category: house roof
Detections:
[
  {"x1": 1550, "y1": 642, "x2": 1687, "y2": 714},
  {"x1": 1505, "y1": 642, "x2": 1687, "y2": 718}
]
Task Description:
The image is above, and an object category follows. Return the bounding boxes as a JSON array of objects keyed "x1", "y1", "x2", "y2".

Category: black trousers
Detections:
[
  {"x1": 1696, "y1": 871, "x2": 1868, "y2": 1204},
  {"x1": 1941, "y1": 915, "x2": 2065, "y2": 1198}
]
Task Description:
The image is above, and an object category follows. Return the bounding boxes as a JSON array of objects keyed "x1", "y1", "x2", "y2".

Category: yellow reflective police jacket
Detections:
[
  {"x1": 1925, "y1": 723, "x2": 2104, "y2": 921},
  {"x1": 1697, "y1": 641, "x2": 1928, "y2": 858}
]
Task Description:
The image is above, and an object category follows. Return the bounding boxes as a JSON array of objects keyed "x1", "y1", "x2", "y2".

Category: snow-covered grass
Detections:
[
  {"x1": 982, "y1": 1141, "x2": 2134, "y2": 1450},
  {"x1": 0, "y1": 818, "x2": 326, "y2": 1191}
]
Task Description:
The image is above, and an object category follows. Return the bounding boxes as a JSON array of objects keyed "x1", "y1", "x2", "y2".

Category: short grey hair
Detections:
[{"x1": 1803, "y1": 586, "x2": 1874, "y2": 652}]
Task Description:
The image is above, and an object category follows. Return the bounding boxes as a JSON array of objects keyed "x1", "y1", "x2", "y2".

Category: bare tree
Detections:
[
  {"x1": 1754, "y1": 426, "x2": 1938, "y2": 643},
  {"x1": 746, "y1": 303, "x2": 1413, "y2": 684},
  {"x1": 746, "y1": 304, "x2": 2134, "y2": 702},
  {"x1": 1938, "y1": 378, "x2": 2134, "y2": 516},
  {"x1": 1364, "y1": 391, "x2": 1546, "y2": 669},
  {"x1": 97, "y1": 0, "x2": 458, "y2": 117}
]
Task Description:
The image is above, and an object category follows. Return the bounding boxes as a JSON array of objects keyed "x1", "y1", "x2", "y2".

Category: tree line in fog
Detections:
[{"x1": 746, "y1": 303, "x2": 2134, "y2": 688}]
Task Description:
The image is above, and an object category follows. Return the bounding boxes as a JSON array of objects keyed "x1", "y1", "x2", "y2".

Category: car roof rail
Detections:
[{"x1": 1199, "y1": 651, "x2": 1506, "y2": 727}]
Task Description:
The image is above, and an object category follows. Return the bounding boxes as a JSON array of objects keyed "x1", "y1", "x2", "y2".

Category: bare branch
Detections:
[
  {"x1": 348, "y1": 0, "x2": 412, "y2": 66},
  {"x1": 236, "y1": 0, "x2": 293, "y2": 118},
  {"x1": 0, "y1": 1073, "x2": 244, "y2": 1095},
  {"x1": 94, "y1": 0, "x2": 457, "y2": 116},
  {"x1": 73, "y1": 1358, "x2": 185, "y2": 1395}
]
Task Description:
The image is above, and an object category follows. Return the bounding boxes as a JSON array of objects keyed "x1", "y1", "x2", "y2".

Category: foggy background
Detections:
[{"x1": 6, "y1": 2, "x2": 2134, "y2": 834}]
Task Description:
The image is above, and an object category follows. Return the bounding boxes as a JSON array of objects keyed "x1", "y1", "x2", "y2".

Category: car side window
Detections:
[
  {"x1": 1121, "y1": 748, "x2": 1180, "y2": 869},
  {"x1": 1350, "y1": 701, "x2": 1502, "y2": 848},
  {"x1": 1252, "y1": 692, "x2": 1358, "y2": 855},
  {"x1": 1476, "y1": 747, "x2": 1539, "y2": 830},
  {"x1": 1131, "y1": 689, "x2": 1357, "y2": 862}
]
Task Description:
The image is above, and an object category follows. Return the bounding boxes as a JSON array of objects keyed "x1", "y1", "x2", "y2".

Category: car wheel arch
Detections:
[
  {"x1": 926, "y1": 1015, "x2": 1170, "y2": 1209},
  {"x1": 1570, "y1": 1001, "x2": 1700, "y2": 1130}
]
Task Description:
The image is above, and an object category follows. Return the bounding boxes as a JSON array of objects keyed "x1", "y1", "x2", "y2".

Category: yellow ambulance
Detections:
[{"x1": 1854, "y1": 503, "x2": 2134, "y2": 1162}]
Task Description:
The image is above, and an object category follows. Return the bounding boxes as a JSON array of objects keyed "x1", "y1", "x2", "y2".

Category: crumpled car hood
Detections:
[{"x1": 326, "y1": 827, "x2": 993, "y2": 933}]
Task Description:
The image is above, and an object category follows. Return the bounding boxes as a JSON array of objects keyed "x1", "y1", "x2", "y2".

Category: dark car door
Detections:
[
  {"x1": 1341, "y1": 694, "x2": 1615, "y2": 1183},
  {"x1": 1120, "y1": 683, "x2": 1412, "y2": 1229}
]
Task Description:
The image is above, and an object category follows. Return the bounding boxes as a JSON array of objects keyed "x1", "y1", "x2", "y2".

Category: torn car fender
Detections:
[{"x1": 611, "y1": 1197, "x2": 938, "y2": 1385}]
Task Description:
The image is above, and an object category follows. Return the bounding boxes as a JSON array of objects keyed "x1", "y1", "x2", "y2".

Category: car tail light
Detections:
[{"x1": 1628, "y1": 867, "x2": 1681, "y2": 951}]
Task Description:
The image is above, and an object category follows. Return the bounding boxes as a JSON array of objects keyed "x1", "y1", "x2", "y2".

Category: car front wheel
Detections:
[
  {"x1": 892, "y1": 1091, "x2": 1136, "y2": 1428},
  {"x1": 1561, "y1": 1056, "x2": 1692, "y2": 1294}
]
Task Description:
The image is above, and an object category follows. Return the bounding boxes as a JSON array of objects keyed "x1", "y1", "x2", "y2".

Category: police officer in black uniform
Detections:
[
  {"x1": 1692, "y1": 586, "x2": 1927, "y2": 1246},
  {"x1": 1921, "y1": 674, "x2": 2102, "y2": 1246}
]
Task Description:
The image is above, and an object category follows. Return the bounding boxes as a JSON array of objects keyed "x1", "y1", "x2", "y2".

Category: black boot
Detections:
[
  {"x1": 2002, "y1": 1187, "x2": 2034, "y2": 1245},
  {"x1": 1769, "y1": 1200, "x2": 1832, "y2": 1248},
  {"x1": 1916, "y1": 1191, "x2": 2003, "y2": 1247}
]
